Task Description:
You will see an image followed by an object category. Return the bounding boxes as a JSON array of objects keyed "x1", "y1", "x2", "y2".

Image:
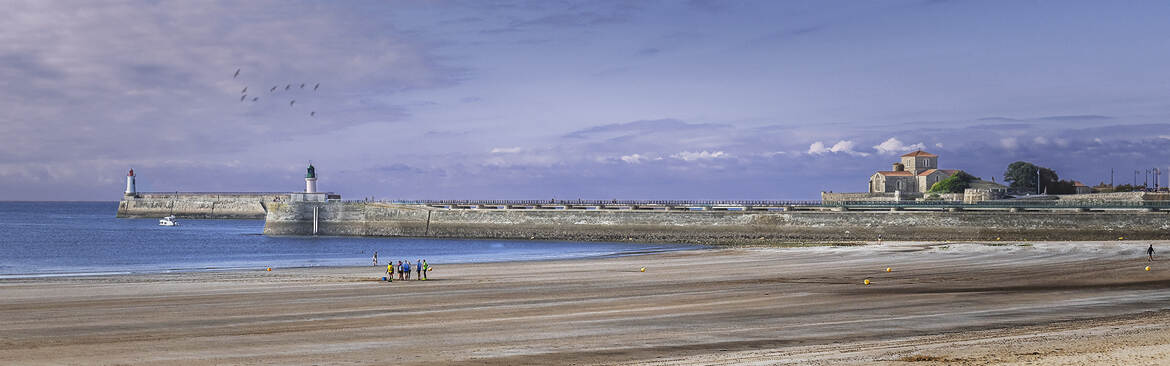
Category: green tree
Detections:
[
  {"x1": 1003, "y1": 161, "x2": 1059, "y2": 194},
  {"x1": 929, "y1": 171, "x2": 976, "y2": 193}
]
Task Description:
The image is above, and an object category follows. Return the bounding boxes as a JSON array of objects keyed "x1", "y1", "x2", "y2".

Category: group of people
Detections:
[{"x1": 373, "y1": 252, "x2": 429, "y2": 281}]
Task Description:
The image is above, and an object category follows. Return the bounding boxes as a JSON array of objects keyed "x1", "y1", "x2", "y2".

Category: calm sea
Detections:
[{"x1": 0, "y1": 202, "x2": 699, "y2": 278}]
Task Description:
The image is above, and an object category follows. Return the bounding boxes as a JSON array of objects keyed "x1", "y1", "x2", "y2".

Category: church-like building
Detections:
[{"x1": 868, "y1": 150, "x2": 959, "y2": 193}]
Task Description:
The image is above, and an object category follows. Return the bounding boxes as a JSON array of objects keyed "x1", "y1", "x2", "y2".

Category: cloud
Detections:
[
  {"x1": 563, "y1": 119, "x2": 727, "y2": 139},
  {"x1": 872, "y1": 137, "x2": 926, "y2": 155},
  {"x1": 808, "y1": 140, "x2": 869, "y2": 156},
  {"x1": 1000, "y1": 137, "x2": 1019, "y2": 150},
  {"x1": 620, "y1": 154, "x2": 659, "y2": 164},
  {"x1": 490, "y1": 147, "x2": 524, "y2": 154},
  {"x1": 671, "y1": 150, "x2": 728, "y2": 161},
  {"x1": 1033, "y1": 136, "x2": 1049, "y2": 145}
]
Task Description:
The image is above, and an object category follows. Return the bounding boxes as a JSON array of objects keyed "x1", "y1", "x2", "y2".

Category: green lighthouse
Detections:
[{"x1": 304, "y1": 163, "x2": 318, "y2": 193}]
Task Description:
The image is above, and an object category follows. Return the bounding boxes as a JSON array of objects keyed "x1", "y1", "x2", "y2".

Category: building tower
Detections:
[
  {"x1": 305, "y1": 163, "x2": 317, "y2": 193},
  {"x1": 125, "y1": 169, "x2": 136, "y2": 196}
]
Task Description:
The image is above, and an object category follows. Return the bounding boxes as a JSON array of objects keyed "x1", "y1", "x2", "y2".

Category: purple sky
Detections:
[{"x1": 4, "y1": 0, "x2": 1170, "y2": 201}]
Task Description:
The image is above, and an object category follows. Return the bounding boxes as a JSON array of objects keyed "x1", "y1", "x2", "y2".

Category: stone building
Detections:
[{"x1": 868, "y1": 150, "x2": 959, "y2": 193}]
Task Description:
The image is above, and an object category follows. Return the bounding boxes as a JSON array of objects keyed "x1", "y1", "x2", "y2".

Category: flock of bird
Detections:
[{"x1": 233, "y1": 68, "x2": 319, "y2": 117}]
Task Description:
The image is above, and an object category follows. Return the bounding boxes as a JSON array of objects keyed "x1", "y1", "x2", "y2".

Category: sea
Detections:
[{"x1": 0, "y1": 202, "x2": 700, "y2": 279}]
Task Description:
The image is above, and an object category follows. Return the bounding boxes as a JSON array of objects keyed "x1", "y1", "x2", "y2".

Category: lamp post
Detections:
[{"x1": 1037, "y1": 169, "x2": 1042, "y2": 195}]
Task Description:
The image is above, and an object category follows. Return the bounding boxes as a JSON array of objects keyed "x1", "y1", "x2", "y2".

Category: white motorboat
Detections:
[{"x1": 159, "y1": 215, "x2": 178, "y2": 226}]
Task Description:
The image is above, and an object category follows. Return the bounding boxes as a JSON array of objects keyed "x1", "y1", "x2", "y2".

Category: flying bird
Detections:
[
  {"x1": 285, "y1": 84, "x2": 291, "y2": 90},
  {"x1": 252, "y1": 97, "x2": 259, "y2": 102},
  {"x1": 240, "y1": 95, "x2": 247, "y2": 102},
  {"x1": 313, "y1": 83, "x2": 319, "y2": 91},
  {"x1": 270, "y1": 86, "x2": 277, "y2": 92},
  {"x1": 310, "y1": 111, "x2": 315, "y2": 117},
  {"x1": 300, "y1": 83, "x2": 305, "y2": 89},
  {"x1": 241, "y1": 86, "x2": 247, "y2": 94},
  {"x1": 233, "y1": 68, "x2": 240, "y2": 78},
  {"x1": 290, "y1": 100, "x2": 295, "y2": 107}
]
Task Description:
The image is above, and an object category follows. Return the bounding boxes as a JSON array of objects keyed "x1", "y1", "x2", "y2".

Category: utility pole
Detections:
[
  {"x1": 1135, "y1": 170, "x2": 1140, "y2": 187},
  {"x1": 1110, "y1": 168, "x2": 1114, "y2": 187}
]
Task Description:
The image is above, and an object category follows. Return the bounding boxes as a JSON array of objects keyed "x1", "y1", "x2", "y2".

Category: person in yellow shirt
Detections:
[{"x1": 386, "y1": 262, "x2": 393, "y2": 282}]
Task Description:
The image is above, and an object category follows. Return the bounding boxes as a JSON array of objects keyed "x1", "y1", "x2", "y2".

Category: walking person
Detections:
[
  {"x1": 397, "y1": 261, "x2": 404, "y2": 281},
  {"x1": 421, "y1": 259, "x2": 428, "y2": 280},
  {"x1": 403, "y1": 260, "x2": 412, "y2": 281},
  {"x1": 1149, "y1": 244, "x2": 1156, "y2": 262},
  {"x1": 373, "y1": 251, "x2": 378, "y2": 266},
  {"x1": 416, "y1": 259, "x2": 423, "y2": 280}
]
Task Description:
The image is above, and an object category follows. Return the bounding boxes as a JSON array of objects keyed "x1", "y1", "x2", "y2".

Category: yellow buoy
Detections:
[
  {"x1": 995, "y1": 237, "x2": 1001, "y2": 241},
  {"x1": 266, "y1": 267, "x2": 271, "y2": 271},
  {"x1": 864, "y1": 279, "x2": 871, "y2": 285},
  {"x1": 428, "y1": 267, "x2": 433, "y2": 271},
  {"x1": 640, "y1": 267, "x2": 646, "y2": 272},
  {"x1": 1119, "y1": 237, "x2": 1125, "y2": 240},
  {"x1": 886, "y1": 267, "x2": 892, "y2": 272},
  {"x1": 1146, "y1": 266, "x2": 1152, "y2": 271}
]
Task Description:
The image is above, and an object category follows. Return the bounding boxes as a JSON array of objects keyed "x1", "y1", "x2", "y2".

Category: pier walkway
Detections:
[{"x1": 385, "y1": 199, "x2": 1170, "y2": 213}]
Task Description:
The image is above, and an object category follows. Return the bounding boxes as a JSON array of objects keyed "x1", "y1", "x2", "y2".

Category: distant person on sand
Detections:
[
  {"x1": 416, "y1": 259, "x2": 423, "y2": 280},
  {"x1": 403, "y1": 260, "x2": 412, "y2": 281},
  {"x1": 397, "y1": 261, "x2": 404, "y2": 281},
  {"x1": 421, "y1": 259, "x2": 428, "y2": 280},
  {"x1": 1149, "y1": 245, "x2": 1156, "y2": 262},
  {"x1": 373, "y1": 251, "x2": 378, "y2": 266},
  {"x1": 386, "y1": 262, "x2": 393, "y2": 282}
]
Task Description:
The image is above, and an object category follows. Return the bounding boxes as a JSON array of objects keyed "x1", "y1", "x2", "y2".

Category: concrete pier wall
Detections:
[
  {"x1": 263, "y1": 201, "x2": 1170, "y2": 243},
  {"x1": 117, "y1": 193, "x2": 288, "y2": 219}
]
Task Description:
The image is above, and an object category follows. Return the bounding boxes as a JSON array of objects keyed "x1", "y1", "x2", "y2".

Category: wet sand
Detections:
[{"x1": 2, "y1": 241, "x2": 1170, "y2": 365}]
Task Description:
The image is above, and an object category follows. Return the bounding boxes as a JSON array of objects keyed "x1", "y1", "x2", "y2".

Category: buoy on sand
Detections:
[
  {"x1": 1147, "y1": 266, "x2": 1152, "y2": 271},
  {"x1": 886, "y1": 267, "x2": 892, "y2": 272},
  {"x1": 266, "y1": 267, "x2": 271, "y2": 271},
  {"x1": 640, "y1": 267, "x2": 646, "y2": 272},
  {"x1": 864, "y1": 279, "x2": 871, "y2": 285}
]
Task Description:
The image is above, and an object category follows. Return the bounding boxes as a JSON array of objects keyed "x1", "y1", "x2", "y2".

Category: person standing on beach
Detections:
[
  {"x1": 397, "y1": 261, "x2": 404, "y2": 281},
  {"x1": 373, "y1": 251, "x2": 378, "y2": 266},
  {"x1": 403, "y1": 260, "x2": 412, "y2": 281},
  {"x1": 421, "y1": 259, "x2": 428, "y2": 280},
  {"x1": 1149, "y1": 245, "x2": 1156, "y2": 261},
  {"x1": 416, "y1": 259, "x2": 423, "y2": 280},
  {"x1": 386, "y1": 262, "x2": 393, "y2": 282}
]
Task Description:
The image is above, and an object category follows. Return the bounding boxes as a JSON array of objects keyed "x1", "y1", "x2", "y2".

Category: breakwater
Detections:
[
  {"x1": 117, "y1": 193, "x2": 288, "y2": 219},
  {"x1": 263, "y1": 201, "x2": 1170, "y2": 243}
]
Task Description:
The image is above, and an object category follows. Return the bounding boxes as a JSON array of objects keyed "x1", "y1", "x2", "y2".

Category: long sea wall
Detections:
[
  {"x1": 117, "y1": 193, "x2": 289, "y2": 219},
  {"x1": 263, "y1": 201, "x2": 1170, "y2": 243}
]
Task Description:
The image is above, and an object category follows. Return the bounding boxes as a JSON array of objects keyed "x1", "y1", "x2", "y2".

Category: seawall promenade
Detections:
[{"x1": 263, "y1": 201, "x2": 1170, "y2": 243}]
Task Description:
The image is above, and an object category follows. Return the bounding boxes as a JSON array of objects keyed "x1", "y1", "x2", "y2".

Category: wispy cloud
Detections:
[
  {"x1": 808, "y1": 140, "x2": 869, "y2": 156},
  {"x1": 873, "y1": 137, "x2": 926, "y2": 155}
]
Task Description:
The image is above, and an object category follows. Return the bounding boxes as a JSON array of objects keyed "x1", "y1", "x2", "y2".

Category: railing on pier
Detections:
[
  {"x1": 392, "y1": 199, "x2": 823, "y2": 206},
  {"x1": 360, "y1": 198, "x2": 1170, "y2": 211}
]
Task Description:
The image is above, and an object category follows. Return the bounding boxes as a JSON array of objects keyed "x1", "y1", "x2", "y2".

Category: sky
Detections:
[{"x1": 3, "y1": 0, "x2": 1170, "y2": 201}]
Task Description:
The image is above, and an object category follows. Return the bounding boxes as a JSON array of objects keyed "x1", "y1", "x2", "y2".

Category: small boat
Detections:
[{"x1": 159, "y1": 215, "x2": 178, "y2": 226}]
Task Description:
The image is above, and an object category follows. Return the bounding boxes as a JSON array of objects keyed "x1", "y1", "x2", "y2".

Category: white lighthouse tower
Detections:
[
  {"x1": 305, "y1": 163, "x2": 317, "y2": 193},
  {"x1": 125, "y1": 168, "x2": 136, "y2": 196}
]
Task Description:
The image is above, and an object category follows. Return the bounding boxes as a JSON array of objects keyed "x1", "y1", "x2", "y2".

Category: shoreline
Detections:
[
  {"x1": 0, "y1": 243, "x2": 710, "y2": 281},
  {"x1": 1, "y1": 239, "x2": 1162, "y2": 280},
  {"x1": 3, "y1": 241, "x2": 1170, "y2": 365}
]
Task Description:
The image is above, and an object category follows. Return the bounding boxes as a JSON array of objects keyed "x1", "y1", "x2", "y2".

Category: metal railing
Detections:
[{"x1": 359, "y1": 198, "x2": 1170, "y2": 210}]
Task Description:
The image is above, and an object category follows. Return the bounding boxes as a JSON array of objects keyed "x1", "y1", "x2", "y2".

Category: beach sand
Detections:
[{"x1": 3, "y1": 241, "x2": 1170, "y2": 365}]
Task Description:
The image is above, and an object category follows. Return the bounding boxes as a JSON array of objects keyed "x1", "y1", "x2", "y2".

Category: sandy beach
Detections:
[{"x1": 3, "y1": 241, "x2": 1170, "y2": 365}]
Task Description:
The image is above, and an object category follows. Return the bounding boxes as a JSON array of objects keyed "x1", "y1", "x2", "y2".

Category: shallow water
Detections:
[{"x1": 0, "y1": 202, "x2": 700, "y2": 278}]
